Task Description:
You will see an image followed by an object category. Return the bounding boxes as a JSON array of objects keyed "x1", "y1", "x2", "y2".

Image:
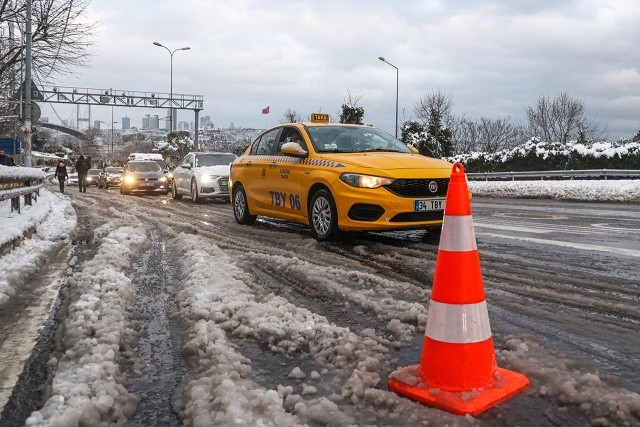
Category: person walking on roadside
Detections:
[
  {"x1": 75, "y1": 155, "x2": 90, "y2": 193},
  {"x1": 54, "y1": 161, "x2": 69, "y2": 193}
]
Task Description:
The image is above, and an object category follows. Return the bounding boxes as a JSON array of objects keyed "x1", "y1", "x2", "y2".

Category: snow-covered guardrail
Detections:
[
  {"x1": 0, "y1": 166, "x2": 46, "y2": 213},
  {"x1": 466, "y1": 169, "x2": 640, "y2": 181}
]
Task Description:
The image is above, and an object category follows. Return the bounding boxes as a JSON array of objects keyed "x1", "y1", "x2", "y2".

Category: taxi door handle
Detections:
[
  {"x1": 245, "y1": 161, "x2": 252, "y2": 166},
  {"x1": 268, "y1": 162, "x2": 278, "y2": 167}
]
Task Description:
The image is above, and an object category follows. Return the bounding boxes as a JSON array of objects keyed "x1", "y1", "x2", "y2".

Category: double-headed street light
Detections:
[
  {"x1": 153, "y1": 41, "x2": 190, "y2": 134},
  {"x1": 378, "y1": 56, "x2": 399, "y2": 138}
]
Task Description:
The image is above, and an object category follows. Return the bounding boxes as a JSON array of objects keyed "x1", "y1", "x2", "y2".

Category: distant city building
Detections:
[
  {"x1": 200, "y1": 115, "x2": 214, "y2": 128},
  {"x1": 229, "y1": 122, "x2": 235, "y2": 130},
  {"x1": 178, "y1": 121, "x2": 189, "y2": 131},
  {"x1": 142, "y1": 114, "x2": 160, "y2": 130},
  {"x1": 94, "y1": 120, "x2": 101, "y2": 129},
  {"x1": 122, "y1": 117, "x2": 131, "y2": 130}
]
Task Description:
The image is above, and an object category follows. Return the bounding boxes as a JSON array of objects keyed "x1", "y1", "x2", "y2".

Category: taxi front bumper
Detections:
[{"x1": 331, "y1": 183, "x2": 445, "y2": 232}]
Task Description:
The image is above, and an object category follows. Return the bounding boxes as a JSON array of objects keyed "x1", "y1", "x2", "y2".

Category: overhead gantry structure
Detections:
[{"x1": 38, "y1": 85, "x2": 205, "y2": 147}]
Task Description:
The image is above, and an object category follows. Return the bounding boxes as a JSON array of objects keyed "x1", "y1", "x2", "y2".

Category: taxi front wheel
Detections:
[
  {"x1": 309, "y1": 189, "x2": 339, "y2": 241},
  {"x1": 233, "y1": 185, "x2": 257, "y2": 225}
]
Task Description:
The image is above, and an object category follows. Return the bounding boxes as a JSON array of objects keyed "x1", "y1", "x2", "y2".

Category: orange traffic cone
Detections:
[{"x1": 388, "y1": 162, "x2": 529, "y2": 416}]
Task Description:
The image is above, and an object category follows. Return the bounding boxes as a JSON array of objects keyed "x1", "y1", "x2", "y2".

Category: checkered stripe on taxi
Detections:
[{"x1": 251, "y1": 156, "x2": 344, "y2": 168}]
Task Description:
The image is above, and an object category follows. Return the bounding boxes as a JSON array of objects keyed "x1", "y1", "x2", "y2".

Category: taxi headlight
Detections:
[
  {"x1": 124, "y1": 175, "x2": 136, "y2": 184},
  {"x1": 159, "y1": 176, "x2": 167, "y2": 183},
  {"x1": 87, "y1": 177, "x2": 93, "y2": 181},
  {"x1": 340, "y1": 173, "x2": 394, "y2": 189}
]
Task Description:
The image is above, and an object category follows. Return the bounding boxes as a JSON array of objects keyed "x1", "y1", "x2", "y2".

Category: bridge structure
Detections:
[
  {"x1": 39, "y1": 122, "x2": 88, "y2": 140},
  {"x1": 36, "y1": 85, "x2": 204, "y2": 148}
]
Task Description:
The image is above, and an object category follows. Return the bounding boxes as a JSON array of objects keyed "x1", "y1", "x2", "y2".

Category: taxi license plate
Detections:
[
  {"x1": 414, "y1": 198, "x2": 445, "y2": 211},
  {"x1": 141, "y1": 182, "x2": 155, "y2": 187}
]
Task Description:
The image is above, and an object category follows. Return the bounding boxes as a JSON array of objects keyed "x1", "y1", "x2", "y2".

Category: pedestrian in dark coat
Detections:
[
  {"x1": 75, "y1": 155, "x2": 90, "y2": 193},
  {"x1": 54, "y1": 161, "x2": 69, "y2": 193}
]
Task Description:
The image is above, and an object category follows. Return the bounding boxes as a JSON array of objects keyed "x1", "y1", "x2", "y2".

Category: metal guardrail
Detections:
[
  {"x1": 466, "y1": 169, "x2": 640, "y2": 181},
  {"x1": 0, "y1": 176, "x2": 44, "y2": 213}
]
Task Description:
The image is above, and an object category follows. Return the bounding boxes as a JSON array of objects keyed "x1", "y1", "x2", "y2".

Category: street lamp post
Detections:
[
  {"x1": 378, "y1": 57, "x2": 399, "y2": 138},
  {"x1": 97, "y1": 120, "x2": 117, "y2": 163},
  {"x1": 111, "y1": 121, "x2": 118, "y2": 162},
  {"x1": 153, "y1": 41, "x2": 190, "y2": 134}
]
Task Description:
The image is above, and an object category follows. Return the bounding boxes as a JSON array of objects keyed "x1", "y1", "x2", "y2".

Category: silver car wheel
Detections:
[
  {"x1": 191, "y1": 180, "x2": 199, "y2": 203},
  {"x1": 312, "y1": 196, "x2": 332, "y2": 236},
  {"x1": 171, "y1": 181, "x2": 182, "y2": 200},
  {"x1": 234, "y1": 189, "x2": 247, "y2": 218},
  {"x1": 308, "y1": 189, "x2": 338, "y2": 241},
  {"x1": 233, "y1": 185, "x2": 257, "y2": 225}
]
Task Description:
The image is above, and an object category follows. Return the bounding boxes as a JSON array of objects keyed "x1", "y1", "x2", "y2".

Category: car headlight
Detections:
[
  {"x1": 200, "y1": 175, "x2": 216, "y2": 184},
  {"x1": 124, "y1": 175, "x2": 136, "y2": 184},
  {"x1": 166, "y1": 172, "x2": 173, "y2": 179},
  {"x1": 340, "y1": 173, "x2": 395, "y2": 189},
  {"x1": 159, "y1": 176, "x2": 167, "y2": 183},
  {"x1": 87, "y1": 177, "x2": 93, "y2": 181}
]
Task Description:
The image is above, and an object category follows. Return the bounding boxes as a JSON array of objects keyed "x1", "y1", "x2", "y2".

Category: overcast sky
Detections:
[{"x1": 39, "y1": 0, "x2": 640, "y2": 141}]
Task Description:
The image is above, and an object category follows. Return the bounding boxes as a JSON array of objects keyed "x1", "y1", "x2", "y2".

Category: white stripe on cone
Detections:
[
  {"x1": 439, "y1": 215, "x2": 477, "y2": 252},
  {"x1": 425, "y1": 300, "x2": 492, "y2": 343}
]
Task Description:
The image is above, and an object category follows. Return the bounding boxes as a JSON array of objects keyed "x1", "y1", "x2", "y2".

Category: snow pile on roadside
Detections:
[
  {"x1": 25, "y1": 219, "x2": 148, "y2": 426},
  {"x1": 0, "y1": 190, "x2": 76, "y2": 305},
  {"x1": 469, "y1": 179, "x2": 640, "y2": 202},
  {"x1": 172, "y1": 233, "x2": 339, "y2": 425},
  {"x1": 499, "y1": 335, "x2": 640, "y2": 425},
  {"x1": 171, "y1": 233, "x2": 470, "y2": 426}
]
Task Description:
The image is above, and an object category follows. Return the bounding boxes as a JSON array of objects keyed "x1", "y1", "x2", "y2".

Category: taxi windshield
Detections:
[
  {"x1": 305, "y1": 126, "x2": 411, "y2": 154},
  {"x1": 195, "y1": 154, "x2": 236, "y2": 167}
]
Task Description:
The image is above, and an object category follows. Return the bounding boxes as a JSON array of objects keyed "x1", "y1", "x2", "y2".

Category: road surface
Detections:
[{"x1": 1, "y1": 188, "x2": 638, "y2": 426}]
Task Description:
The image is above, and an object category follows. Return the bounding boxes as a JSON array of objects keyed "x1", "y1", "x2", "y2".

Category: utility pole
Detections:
[{"x1": 23, "y1": 0, "x2": 33, "y2": 167}]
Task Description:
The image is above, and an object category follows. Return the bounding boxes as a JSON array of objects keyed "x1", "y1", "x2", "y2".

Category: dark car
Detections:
[
  {"x1": 98, "y1": 167, "x2": 124, "y2": 189},
  {"x1": 85, "y1": 169, "x2": 102, "y2": 187},
  {"x1": 120, "y1": 161, "x2": 169, "y2": 195}
]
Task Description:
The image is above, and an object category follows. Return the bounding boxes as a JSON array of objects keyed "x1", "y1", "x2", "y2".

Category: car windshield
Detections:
[
  {"x1": 154, "y1": 160, "x2": 168, "y2": 170},
  {"x1": 127, "y1": 162, "x2": 161, "y2": 172},
  {"x1": 305, "y1": 126, "x2": 411, "y2": 154},
  {"x1": 88, "y1": 169, "x2": 101, "y2": 175},
  {"x1": 105, "y1": 167, "x2": 123, "y2": 174},
  {"x1": 195, "y1": 154, "x2": 236, "y2": 167}
]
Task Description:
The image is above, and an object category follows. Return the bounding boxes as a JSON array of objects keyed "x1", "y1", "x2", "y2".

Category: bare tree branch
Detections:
[{"x1": 526, "y1": 92, "x2": 601, "y2": 143}]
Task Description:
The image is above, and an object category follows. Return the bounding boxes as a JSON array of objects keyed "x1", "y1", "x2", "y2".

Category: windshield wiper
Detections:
[{"x1": 361, "y1": 148, "x2": 402, "y2": 153}]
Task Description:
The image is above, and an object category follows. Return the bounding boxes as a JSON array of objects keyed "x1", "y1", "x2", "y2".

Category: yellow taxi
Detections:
[{"x1": 229, "y1": 113, "x2": 453, "y2": 241}]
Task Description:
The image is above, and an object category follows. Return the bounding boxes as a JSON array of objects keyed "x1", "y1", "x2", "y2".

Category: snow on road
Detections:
[{"x1": 1, "y1": 178, "x2": 639, "y2": 425}]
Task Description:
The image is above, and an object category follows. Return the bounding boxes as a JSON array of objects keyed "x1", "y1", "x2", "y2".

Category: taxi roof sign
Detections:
[{"x1": 310, "y1": 113, "x2": 329, "y2": 123}]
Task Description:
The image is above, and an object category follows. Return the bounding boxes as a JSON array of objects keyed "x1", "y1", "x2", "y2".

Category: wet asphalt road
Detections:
[{"x1": 1, "y1": 187, "x2": 638, "y2": 426}]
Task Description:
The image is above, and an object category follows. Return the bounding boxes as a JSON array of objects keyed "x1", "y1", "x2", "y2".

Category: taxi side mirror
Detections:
[
  {"x1": 281, "y1": 142, "x2": 308, "y2": 157},
  {"x1": 408, "y1": 145, "x2": 419, "y2": 154}
]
